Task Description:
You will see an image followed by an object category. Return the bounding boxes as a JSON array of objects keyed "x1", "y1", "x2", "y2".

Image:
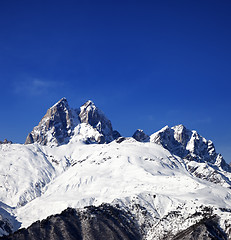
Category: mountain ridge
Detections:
[
  {"x1": 1, "y1": 98, "x2": 231, "y2": 239},
  {"x1": 25, "y1": 98, "x2": 120, "y2": 146}
]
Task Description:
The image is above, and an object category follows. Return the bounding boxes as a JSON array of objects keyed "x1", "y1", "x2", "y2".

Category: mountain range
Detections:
[{"x1": 0, "y1": 98, "x2": 231, "y2": 239}]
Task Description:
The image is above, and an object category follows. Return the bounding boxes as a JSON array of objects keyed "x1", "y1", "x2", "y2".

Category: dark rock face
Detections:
[
  {"x1": 132, "y1": 129, "x2": 149, "y2": 142},
  {"x1": 79, "y1": 100, "x2": 120, "y2": 143},
  {"x1": 171, "y1": 217, "x2": 227, "y2": 240},
  {"x1": 150, "y1": 125, "x2": 231, "y2": 187},
  {"x1": 0, "y1": 203, "x2": 21, "y2": 237},
  {"x1": 151, "y1": 125, "x2": 200, "y2": 160},
  {"x1": 0, "y1": 140, "x2": 12, "y2": 144},
  {"x1": 25, "y1": 98, "x2": 120, "y2": 146},
  {"x1": 112, "y1": 130, "x2": 121, "y2": 140},
  {"x1": 1, "y1": 204, "x2": 140, "y2": 240},
  {"x1": 116, "y1": 137, "x2": 126, "y2": 143},
  {"x1": 0, "y1": 220, "x2": 13, "y2": 237},
  {"x1": 25, "y1": 98, "x2": 76, "y2": 146},
  {"x1": 186, "y1": 163, "x2": 231, "y2": 187},
  {"x1": 151, "y1": 125, "x2": 230, "y2": 171}
]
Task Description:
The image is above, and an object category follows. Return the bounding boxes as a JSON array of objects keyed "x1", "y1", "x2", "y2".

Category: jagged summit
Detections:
[
  {"x1": 25, "y1": 98, "x2": 120, "y2": 146},
  {"x1": 25, "y1": 97, "x2": 76, "y2": 146},
  {"x1": 79, "y1": 100, "x2": 103, "y2": 125},
  {"x1": 150, "y1": 124, "x2": 230, "y2": 172},
  {"x1": 132, "y1": 129, "x2": 149, "y2": 142},
  {"x1": 0, "y1": 139, "x2": 12, "y2": 144},
  {"x1": 51, "y1": 97, "x2": 68, "y2": 108},
  {"x1": 25, "y1": 98, "x2": 229, "y2": 173},
  {"x1": 82, "y1": 99, "x2": 94, "y2": 106},
  {"x1": 79, "y1": 100, "x2": 120, "y2": 143},
  {"x1": 150, "y1": 124, "x2": 213, "y2": 160}
]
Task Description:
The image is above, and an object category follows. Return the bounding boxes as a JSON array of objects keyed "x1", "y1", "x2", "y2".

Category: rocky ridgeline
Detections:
[
  {"x1": 0, "y1": 139, "x2": 12, "y2": 144},
  {"x1": 24, "y1": 96, "x2": 228, "y2": 172},
  {"x1": 79, "y1": 100, "x2": 120, "y2": 143},
  {"x1": 133, "y1": 124, "x2": 230, "y2": 170},
  {"x1": 24, "y1": 97, "x2": 231, "y2": 187},
  {"x1": 152, "y1": 124, "x2": 230, "y2": 171},
  {"x1": 25, "y1": 97, "x2": 230, "y2": 181},
  {"x1": 132, "y1": 125, "x2": 231, "y2": 187},
  {"x1": 25, "y1": 98, "x2": 120, "y2": 146},
  {"x1": 150, "y1": 124, "x2": 218, "y2": 164},
  {"x1": 132, "y1": 129, "x2": 149, "y2": 142},
  {"x1": 25, "y1": 98, "x2": 76, "y2": 146}
]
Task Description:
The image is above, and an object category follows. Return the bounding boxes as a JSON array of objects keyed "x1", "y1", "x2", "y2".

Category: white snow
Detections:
[
  {"x1": 69, "y1": 123, "x2": 103, "y2": 144},
  {"x1": 1, "y1": 139, "x2": 231, "y2": 238}
]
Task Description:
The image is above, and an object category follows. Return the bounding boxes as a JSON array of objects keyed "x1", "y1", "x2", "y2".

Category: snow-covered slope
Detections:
[
  {"x1": 0, "y1": 139, "x2": 231, "y2": 238},
  {"x1": 1, "y1": 99, "x2": 231, "y2": 239},
  {"x1": 149, "y1": 124, "x2": 231, "y2": 188}
]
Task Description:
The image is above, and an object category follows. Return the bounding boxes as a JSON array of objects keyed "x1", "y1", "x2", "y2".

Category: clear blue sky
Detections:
[{"x1": 1, "y1": 1, "x2": 231, "y2": 161}]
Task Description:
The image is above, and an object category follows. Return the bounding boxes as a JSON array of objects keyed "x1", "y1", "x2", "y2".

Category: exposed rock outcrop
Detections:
[
  {"x1": 79, "y1": 100, "x2": 120, "y2": 143},
  {"x1": 132, "y1": 129, "x2": 149, "y2": 142},
  {"x1": 150, "y1": 124, "x2": 230, "y2": 171},
  {"x1": 171, "y1": 217, "x2": 227, "y2": 240},
  {"x1": 25, "y1": 98, "x2": 77, "y2": 146},
  {"x1": 150, "y1": 124, "x2": 231, "y2": 186},
  {"x1": 25, "y1": 98, "x2": 120, "y2": 146},
  {"x1": 0, "y1": 139, "x2": 12, "y2": 144}
]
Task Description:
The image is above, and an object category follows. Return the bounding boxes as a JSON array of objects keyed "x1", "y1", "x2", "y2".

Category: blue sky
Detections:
[{"x1": 1, "y1": 1, "x2": 231, "y2": 161}]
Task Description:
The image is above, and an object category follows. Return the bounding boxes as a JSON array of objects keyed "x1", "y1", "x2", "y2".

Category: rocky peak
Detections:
[
  {"x1": 132, "y1": 129, "x2": 149, "y2": 142},
  {"x1": 79, "y1": 100, "x2": 102, "y2": 126},
  {"x1": 172, "y1": 124, "x2": 191, "y2": 147},
  {"x1": 79, "y1": 100, "x2": 120, "y2": 143},
  {"x1": 150, "y1": 124, "x2": 230, "y2": 171},
  {"x1": 51, "y1": 97, "x2": 68, "y2": 108},
  {"x1": 25, "y1": 98, "x2": 120, "y2": 146},
  {"x1": 150, "y1": 125, "x2": 187, "y2": 156},
  {"x1": 0, "y1": 139, "x2": 12, "y2": 144},
  {"x1": 25, "y1": 98, "x2": 78, "y2": 146}
]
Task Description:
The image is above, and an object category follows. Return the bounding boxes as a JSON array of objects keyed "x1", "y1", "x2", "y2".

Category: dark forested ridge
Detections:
[{"x1": 1, "y1": 204, "x2": 140, "y2": 240}]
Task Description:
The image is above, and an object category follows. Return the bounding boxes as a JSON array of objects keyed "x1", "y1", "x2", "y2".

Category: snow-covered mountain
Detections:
[
  {"x1": 1, "y1": 98, "x2": 231, "y2": 239},
  {"x1": 25, "y1": 98, "x2": 120, "y2": 146},
  {"x1": 149, "y1": 124, "x2": 227, "y2": 168},
  {"x1": 149, "y1": 124, "x2": 231, "y2": 188}
]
